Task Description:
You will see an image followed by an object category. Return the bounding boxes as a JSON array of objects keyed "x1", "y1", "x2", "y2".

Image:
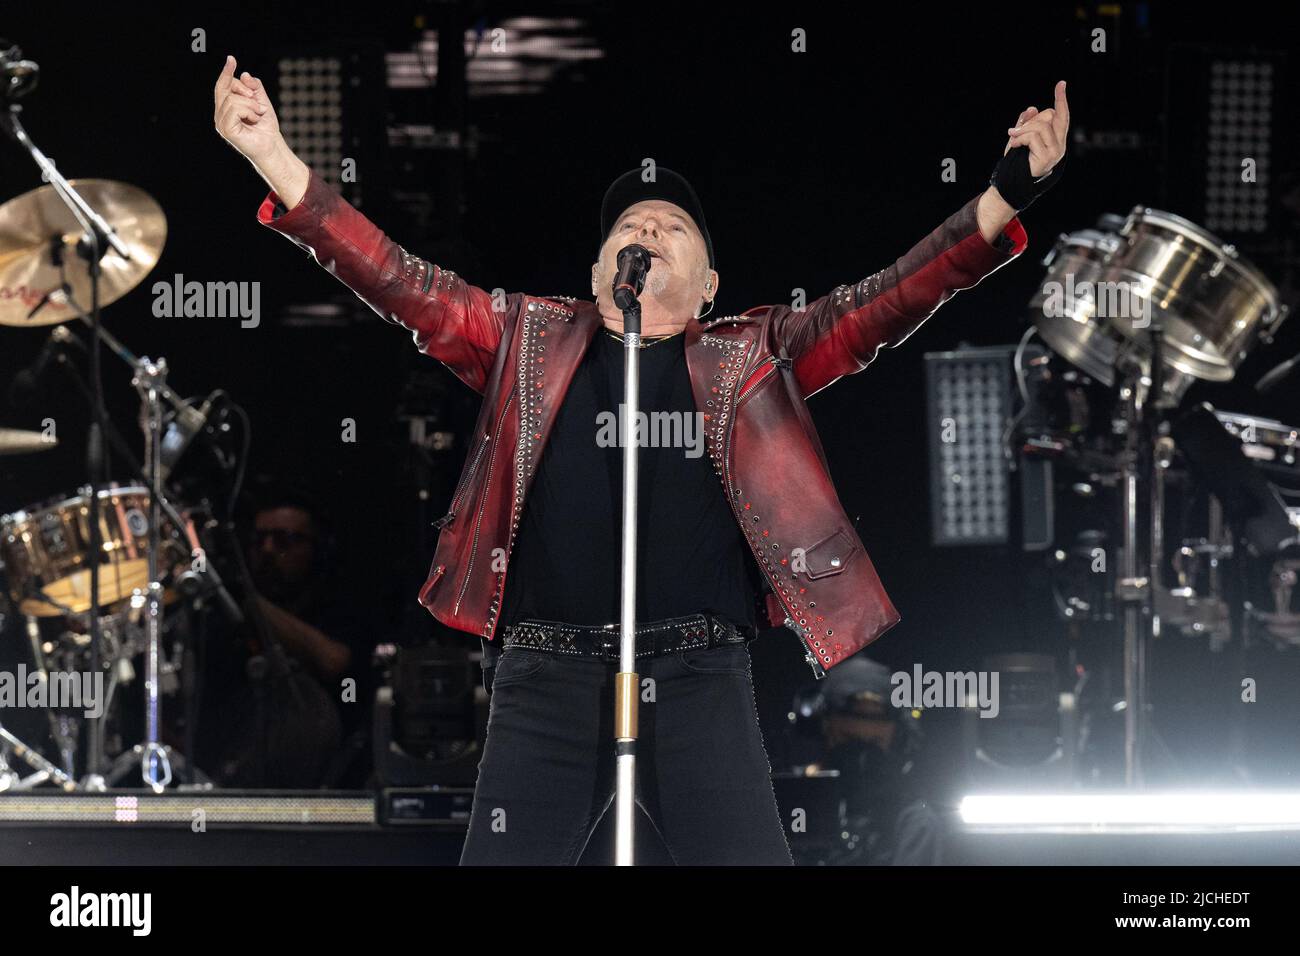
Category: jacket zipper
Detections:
[
  {"x1": 454, "y1": 387, "x2": 516, "y2": 615},
  {"x1": 736, "y1": 355, "x2": 792, "y2": 404},
  {"x1": 737, "y1": 357, "x2": 775, "y2": 403},
  {"x1": 435, "y1": 431, "x2": 491, "y2": 529},
  {"x1": 722, "y1": 353, "x2": 825, "y2": 678}
]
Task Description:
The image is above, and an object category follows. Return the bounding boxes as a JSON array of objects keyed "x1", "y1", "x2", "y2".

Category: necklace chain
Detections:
[{"x1": 604, "y1": 327, "x2": 684, "y2": 349}]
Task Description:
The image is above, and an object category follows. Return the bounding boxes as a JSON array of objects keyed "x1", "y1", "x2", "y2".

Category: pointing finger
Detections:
[
  {"x1": 1052, "y1": 80, "x2": 1069, "y2": 138},
  {"x1": 214, "y1": 54, "x2": 237, "y2": 109}
]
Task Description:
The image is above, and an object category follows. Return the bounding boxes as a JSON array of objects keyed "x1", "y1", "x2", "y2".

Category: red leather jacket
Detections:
[{"x1": 258, "y1": 170, "x2": 1026, "y2": 675}]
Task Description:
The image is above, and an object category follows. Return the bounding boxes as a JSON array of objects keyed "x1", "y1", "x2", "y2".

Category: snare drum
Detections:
[
  {"x1": 1031, "y1": 228, "x2": 1125, "y2": 385},
  {"x1": 1104, "y1": 207, "x2": 1288, "y2": 381},
  {"x1": 1031, "y1": 227, "x2": 1197, "y2": 405},
  {"x1": 0, "y1": 483, "x2": 193, "y2": 617}
]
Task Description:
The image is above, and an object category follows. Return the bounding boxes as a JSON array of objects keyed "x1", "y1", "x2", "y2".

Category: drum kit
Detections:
[
  {"x1": 1024, "y1": 205, "x2": 1298, "y2": 784},
  {"x1": 1, "y1": 80, "x2": 244, "y2": 792}
]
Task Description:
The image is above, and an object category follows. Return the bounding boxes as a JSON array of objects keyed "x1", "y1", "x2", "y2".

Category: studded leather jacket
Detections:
[{"x1": 257, "y1": 170, "x2": 1027, "y2": 674}]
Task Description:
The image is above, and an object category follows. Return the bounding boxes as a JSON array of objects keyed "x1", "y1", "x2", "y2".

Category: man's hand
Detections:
[
  {"x1": 252, "y1": 593, "x2": 352, "y2": 683},
  {"x1": 979, "y1": 80, "x2": 1070, "y2": 242},
  {"x1": 213, "y1": 54, "x2": 310, "y2": 208},
  {"x1": 1004, "y1": 80, "x2": 1069, "y2": 178}
]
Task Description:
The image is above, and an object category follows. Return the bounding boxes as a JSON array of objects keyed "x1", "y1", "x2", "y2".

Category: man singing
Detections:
[{"x1": 214, "y1": 54, "x2": 1068, "y2": 864}]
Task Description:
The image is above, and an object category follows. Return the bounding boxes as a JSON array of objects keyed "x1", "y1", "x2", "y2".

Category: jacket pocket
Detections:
[
  {"x1": 488, "y1": 647, "x2": 551, "y2": 688},
  {"x1": 418, "y1": 563, "x2": 447, "y2": 605},
  {"x1": 801, "y1": 528, "x2": 858, "y2": 580},
  {"x1": 677, "y1": 643, "x2": 751, "y2": 677},
  {"x1": 737, "y1": 356, "x2": 777, "y2": 405}
]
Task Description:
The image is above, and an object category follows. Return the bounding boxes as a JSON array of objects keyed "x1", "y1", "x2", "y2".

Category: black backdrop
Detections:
[{"x1": 2, "y1": 2, "x2": 1297, "y2": 782}]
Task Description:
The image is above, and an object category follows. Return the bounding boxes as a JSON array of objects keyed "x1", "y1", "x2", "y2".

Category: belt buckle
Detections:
[
  {"x1": 706, "y1": 616, "x2": 729, "y2": 648},
  {"x1": 708, "y1": 617, "x2": 722, "y2": 645}
]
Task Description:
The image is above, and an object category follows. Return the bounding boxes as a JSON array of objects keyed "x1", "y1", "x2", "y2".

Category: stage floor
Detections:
[{"x1": 3, "y1": 790, "x2": 1300, "y2": 865}]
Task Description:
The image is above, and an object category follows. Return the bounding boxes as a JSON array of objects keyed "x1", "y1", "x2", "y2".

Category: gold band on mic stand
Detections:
[{"x1": 614, "y1": 671, "x2": 639, "y2": 740}]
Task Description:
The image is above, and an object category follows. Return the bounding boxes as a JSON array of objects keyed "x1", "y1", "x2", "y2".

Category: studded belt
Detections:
[{"x1": 497, "y1": 613, "x2": 748, "y2": 662}]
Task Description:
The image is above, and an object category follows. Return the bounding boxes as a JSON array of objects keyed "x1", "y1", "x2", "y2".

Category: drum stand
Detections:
[
  {"x1": 0, "y1": 722, "x2": 77, "y2": 791},
  {"x1": 24, "y1": 615, "x2": 76, "y2": 777},
  {"x1": 46, "y1": 288, "x2": 235, "y2": 790},
  {"x1": 126, "y1": 356, "x2": 177, "y2": 793},
  {"x1": 0, "y1": 614, "x2": 79, "y2": 790},
  {"x1": 1113, "y1": 326, "x2": 1171, "y2": 787}
]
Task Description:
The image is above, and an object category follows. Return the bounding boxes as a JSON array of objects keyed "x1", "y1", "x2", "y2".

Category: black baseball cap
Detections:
[{"x1": 599, "y1": 166, "x2": 715, "y2": 269}]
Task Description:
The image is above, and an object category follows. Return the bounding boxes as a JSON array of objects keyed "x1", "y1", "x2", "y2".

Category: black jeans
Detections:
[{"x1": 459, "y1": 639, "x2": 794, "y2": 865}]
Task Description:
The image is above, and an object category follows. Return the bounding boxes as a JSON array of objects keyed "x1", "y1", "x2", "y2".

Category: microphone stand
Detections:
[
  {"x1": 1, "y1": 101, "x2": 133, "y2": 788},
  {"x1": 612, "y1": 247, "x2": 650, "y2": 866}
]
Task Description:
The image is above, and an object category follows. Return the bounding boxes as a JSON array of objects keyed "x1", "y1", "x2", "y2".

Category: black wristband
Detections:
[{"x1": 989, "y1": 145, "x2": 1064, "y2": 212}]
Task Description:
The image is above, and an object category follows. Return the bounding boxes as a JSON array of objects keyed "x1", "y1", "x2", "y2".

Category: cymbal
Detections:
[
  {"x1": 0, "y1": 427, "x2": 57, "y2": 454},
  {"x1": 0, "y1": 179, "x2": 166, "y2": 327}
]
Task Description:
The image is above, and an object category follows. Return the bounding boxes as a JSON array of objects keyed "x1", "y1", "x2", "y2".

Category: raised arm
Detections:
[
  {"x1": 772, "y1": 81, "x2": 1068, "y2": 398},
  {"x1": 771, "y1": 199, "x2": 1027, "y2": 399},
  {"x1": 213, "y1": 54, "x2": 507, "y2": 394}
]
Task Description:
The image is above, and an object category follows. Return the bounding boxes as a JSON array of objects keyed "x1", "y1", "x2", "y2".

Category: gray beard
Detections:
[{"x1": 643, "y1": 264, "x2": 670, "y2": 297}]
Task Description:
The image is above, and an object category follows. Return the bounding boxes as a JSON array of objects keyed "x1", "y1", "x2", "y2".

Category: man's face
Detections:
[
  {"x1": 593, "y1": 199, "x2": 717, "y2": 318},
  {"x1": 248, "y1": 505, "x2": 316, "y2": 599}
]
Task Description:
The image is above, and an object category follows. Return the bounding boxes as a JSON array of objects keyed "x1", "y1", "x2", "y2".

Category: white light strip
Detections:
[{"x1": 961, "y1": 792, "x2": 1300, "y2": 830}]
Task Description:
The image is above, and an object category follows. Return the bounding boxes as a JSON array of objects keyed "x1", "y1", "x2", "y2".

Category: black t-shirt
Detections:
[{"x1": 499, "y1": 328, "x2": 761, "y2": 632}]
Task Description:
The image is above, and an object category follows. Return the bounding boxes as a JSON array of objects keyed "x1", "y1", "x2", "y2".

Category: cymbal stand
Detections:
[{"x1": 2, "y1": 102, "x2": 134, "y2": 787}]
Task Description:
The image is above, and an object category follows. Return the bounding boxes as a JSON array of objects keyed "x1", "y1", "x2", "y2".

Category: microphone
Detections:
[
  {"x1": 7, "y1": 324, "x2": 82, "y2": 406},
  {"x1": 160, "y1": 393, "x2": 217, "y2": 481},
  {"x1": 612, "y1": 244, "x2": 652, "y2": 311},
  {"x1": 175, "y1": 559, "x2": 246, "y2": 625}
]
